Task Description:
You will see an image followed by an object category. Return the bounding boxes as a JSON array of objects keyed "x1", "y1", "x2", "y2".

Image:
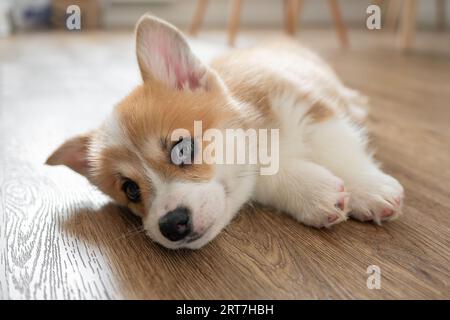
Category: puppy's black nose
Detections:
[{"x1": 159, "y1": 207, "x2": 191, "y2": 242}]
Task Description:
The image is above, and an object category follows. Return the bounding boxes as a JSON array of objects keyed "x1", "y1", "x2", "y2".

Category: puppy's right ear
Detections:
[
  {"x1": 135, "y1": 15, "x2": 211, "y2": 91},
  {"x1": 46, "y1": 134, "x2": 91, "y2": 177}
]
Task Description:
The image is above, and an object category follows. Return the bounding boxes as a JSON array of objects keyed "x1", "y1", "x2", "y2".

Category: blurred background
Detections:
[
  {"x1": 1, "y1": 1, "x2": 449, "y2": 43},
  {"x1": 0, "y1": 0, "x2": 449, "y2": 31}
]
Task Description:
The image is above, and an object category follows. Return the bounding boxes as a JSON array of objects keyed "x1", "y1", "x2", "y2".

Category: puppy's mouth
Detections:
[
  {"x1": 185, "y1": 224, "x2": 212, "y2": 244},
  {"x1": 186, "y1": 233, "x2": 203, "y2": 243}
]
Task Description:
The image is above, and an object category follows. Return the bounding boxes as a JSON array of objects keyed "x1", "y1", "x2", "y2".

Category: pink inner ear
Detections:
[
  {"x1": 171, "y1": 60, "x2": 201, "y2": 90},
  {"x1": 148, "y1": 31, "x2": 202, "y2": 90},
  {"x1": 164, "y1": 49, "x2": 201, "y2": 90}
]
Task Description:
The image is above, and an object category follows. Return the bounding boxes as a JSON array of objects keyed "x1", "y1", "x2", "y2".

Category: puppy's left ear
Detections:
[
  {"x1": 135, "y1": 15, "x2": 212, "y2": 91},
  {"x1": 46, "y1": 134, "x2": 91, "y2": 177}
]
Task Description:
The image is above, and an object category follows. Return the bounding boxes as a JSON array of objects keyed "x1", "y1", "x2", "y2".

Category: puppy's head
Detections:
[{"x1": 47, "y1": 16, "x2": 248, "y2": 249}]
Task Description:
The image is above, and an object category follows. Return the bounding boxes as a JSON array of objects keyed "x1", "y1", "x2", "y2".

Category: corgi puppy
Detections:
[{"x1": 47, "y1": 15, "x2": 404, "y2": 249}]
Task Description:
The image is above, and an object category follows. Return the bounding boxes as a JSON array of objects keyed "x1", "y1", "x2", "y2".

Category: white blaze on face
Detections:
[{"x1": 143, "y1": 176, "x2": 227, "y2": 249}]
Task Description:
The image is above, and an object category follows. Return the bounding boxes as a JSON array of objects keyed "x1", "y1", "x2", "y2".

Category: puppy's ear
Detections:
[
  {"x1": 135, "y1": 15, "x2": 210, "y2": 91},
  {"x1": 46, "y1": 134, "x2": 91, "y2": 177}
]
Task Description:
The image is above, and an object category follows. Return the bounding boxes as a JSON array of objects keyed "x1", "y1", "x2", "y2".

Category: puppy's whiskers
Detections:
[{"x1": 112, "y1": 225, "x2": 145, "y2": 243}]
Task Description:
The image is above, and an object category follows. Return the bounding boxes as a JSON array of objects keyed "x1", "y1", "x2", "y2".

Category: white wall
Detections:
[{"x1": 103, "y1": 0, "x2": 450, "y2": 29}]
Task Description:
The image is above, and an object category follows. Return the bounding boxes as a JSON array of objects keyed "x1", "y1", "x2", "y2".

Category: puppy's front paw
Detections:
[
  {"x1": 349, "y1": 172, "x2": 404, "y2": 224},
  {"x1": 300, "y1": 180, "x2": 351, "y2": 228}
]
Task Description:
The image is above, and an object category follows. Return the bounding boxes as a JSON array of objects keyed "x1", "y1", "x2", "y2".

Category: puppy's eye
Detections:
[
  {"x1": 170, "y1": 137, "x2": 194, "y2": 166},
  {"x1": 121, "y1": 179, "x2": 141, "y2": 202}
]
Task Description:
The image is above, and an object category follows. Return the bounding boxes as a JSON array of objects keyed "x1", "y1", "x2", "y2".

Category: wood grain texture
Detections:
[{"x1": 0, "y1": 29, "x2": 449, "y2": 300}]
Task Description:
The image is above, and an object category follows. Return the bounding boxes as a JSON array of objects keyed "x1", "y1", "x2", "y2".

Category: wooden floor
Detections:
[{"x1": 1, "y1": 28, "x2": 449, "y2": 300}]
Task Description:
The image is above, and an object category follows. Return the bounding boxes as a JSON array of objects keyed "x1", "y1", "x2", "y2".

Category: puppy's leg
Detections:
[
  {"x1": 253, "y1": 160, "x2": 350, "y2": 228},
  {"x1": 307, "y1": 117, "x2": 404, "y2": 224}
]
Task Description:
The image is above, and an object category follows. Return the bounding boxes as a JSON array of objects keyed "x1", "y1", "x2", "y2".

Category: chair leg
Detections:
[
  {"x1": 228, "y1": 0, "x2": 243, "y2": 46},
  {"x1": 398, "y1": 0, "x2": 417, "y2": 50},
  {"x1": 436, "y1": 0, "x2": 446, "y2": 31},
  {"x1": 386, "y1": 0, "x2": 404, "y2": 30},
  {"x1": 284, "y1": 0, "x2": 303, "y2": 36},
  {"x1": 371, "y1": 0, "x2": 384, "y2": 7},
  {"x1": 327, "y1": 0, "x2": 349, "y2": 48},
  {"x1": 189, "y1": 0, "x2": 209, "y2": 36},
  {"x1": 284, "y1": 0, "x2": 293, "y2": 34}
]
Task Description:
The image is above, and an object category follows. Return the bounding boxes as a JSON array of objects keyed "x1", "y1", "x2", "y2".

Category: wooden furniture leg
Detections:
[
  {"x1": 284, "y1": 0, "x2": 293, "y2": 34},
  {"x1": 327, "y1": 0, "x2": 349, "y2": 48},
  {"x1": 371, "y1": 0, "x2": 384, "y2": 6},
  {"x1": 189, "y1": 0, "x2": 209, "y2": 36},
  {"x1": 436, "y1": 0, "x2": 446, "y2": 31},
  {"x1": 284, "y1": 0, "x2": 303, "y2": 35},
  {"x1": 228, "y1": 0, "x2": 243, "y2": 46},
  {"x1": 398, "y1": 0, "x2": 417, "y2": 50},
  {"x1": 386, "y1": 0, "x2": 404, "y2": 30}
]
